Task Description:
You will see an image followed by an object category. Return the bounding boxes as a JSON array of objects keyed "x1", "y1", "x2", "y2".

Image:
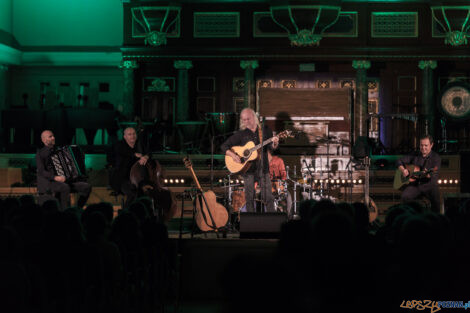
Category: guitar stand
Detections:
[{"x1": 192, "y1": 190, "x2": 225, "y2": 238}]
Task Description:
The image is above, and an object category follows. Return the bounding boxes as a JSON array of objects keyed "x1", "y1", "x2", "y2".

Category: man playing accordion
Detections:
[{"x1": 36, "y1": 130, "x2": 91, "y2": 210}]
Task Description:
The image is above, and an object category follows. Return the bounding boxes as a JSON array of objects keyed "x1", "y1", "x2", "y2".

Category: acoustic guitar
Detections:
[
  {"x1": 225, "y1": 130, "x2": 293, "y2": 174},
  {"x1": 393, "y1": 164, "x2": 436, "y2": 191},
  {"x1": 183, "y1": 157, "x2": 228, "y2": 232}
]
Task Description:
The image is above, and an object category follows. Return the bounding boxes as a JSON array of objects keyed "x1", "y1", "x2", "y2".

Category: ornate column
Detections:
[
  {"x1": 0, "y1": 64, "x2": 8, "y2": 111},
  {"x1": 174, "y1": 60, "x2": 193, "y2": 122},
  {"x1": 119, "y1": 59, "x2": 139, "y2": 119},
  {"x1": 240, "y1": 60, "x2": 259, "y2": 110},
  {"x1": 352, "y1": 60, "x2": 371, "y2": 140},
  {"x1": 418, "y1": 60, "x2": 437, "y2": 137}
]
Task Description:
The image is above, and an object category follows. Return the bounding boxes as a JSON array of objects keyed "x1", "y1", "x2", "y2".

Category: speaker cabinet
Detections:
[
  {"x1": 444, "y1": 193, "x2": 470, "y2": 213},
  {"x1": 239, "y1": 212, "x2": 287, "y2": 239}
]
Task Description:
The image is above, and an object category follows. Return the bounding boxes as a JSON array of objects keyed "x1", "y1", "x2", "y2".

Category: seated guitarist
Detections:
[
  {"x1": 221, "y1": 108, "x2": 279, "y2": 213},
  {"x1": 396, "y1": 134, "x2": 441, "y2": 213}
]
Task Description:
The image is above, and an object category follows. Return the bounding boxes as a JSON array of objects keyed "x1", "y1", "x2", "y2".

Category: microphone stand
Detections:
[
  {"x1": 211, "y1": 134, "x2": 214, "y2": 189},
  {"x1": 260, "y1": 116, "x2": 266, "y2": 213},
  {"x1": 303, "y1": 158, "x2": 315, "y2": 199},
  {"x1": 209, "y1": 130, "x2": 237, "y2": 190}
]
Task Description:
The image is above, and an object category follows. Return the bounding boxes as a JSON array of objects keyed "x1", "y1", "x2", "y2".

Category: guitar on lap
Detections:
[
  {"x1": 224, "y1": 130, "x2": 293, "y2": 174},
  {"x1": 393, "y1": 164, "x2": 437, "y2": 191}
]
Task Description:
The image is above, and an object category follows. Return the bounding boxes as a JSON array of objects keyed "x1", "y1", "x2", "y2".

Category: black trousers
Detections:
[
  {"x1": 243, "y1": 171, "x2": 275, "y2": 213},
  {"x1": 401, "y1": 182, "x2": 441, "y2": 213},
  {"x1": 47, "y1": 181, "x2": 92, "y2": 210},
  {"x1": 119, "y1": 180, "x2": 138, "y2": 209}
]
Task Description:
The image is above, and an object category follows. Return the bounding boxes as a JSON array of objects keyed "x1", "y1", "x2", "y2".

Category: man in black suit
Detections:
[
  {"x1": 110, "y1": 127, "x2": 149, "y2": 208},
  {"x1": 396, "y1": 134, "x2": 441, "y2": 213},
  {"x1": 36, "y1": 130, "x2": 91, "y2": 210}
]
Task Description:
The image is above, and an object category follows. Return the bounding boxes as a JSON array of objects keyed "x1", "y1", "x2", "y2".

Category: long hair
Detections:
[{"x1": 239, "y1": 108, "x2": 260, "y2": 130}]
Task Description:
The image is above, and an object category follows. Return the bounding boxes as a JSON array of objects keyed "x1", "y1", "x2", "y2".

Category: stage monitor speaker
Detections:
[
  {"x1": 239, "y1": 212, "x2": 287, "y2": 239},
  {"x1": 352, "y1": 136, "x2": 371, "y2": 159},
  {"x1": 443, "y1": 193, "x2": 470, "y2": 213}
]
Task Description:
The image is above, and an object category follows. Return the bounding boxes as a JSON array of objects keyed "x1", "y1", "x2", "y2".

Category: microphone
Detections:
[{"x1": 302, "y1": 159, "x2": 310, "y2": 169}]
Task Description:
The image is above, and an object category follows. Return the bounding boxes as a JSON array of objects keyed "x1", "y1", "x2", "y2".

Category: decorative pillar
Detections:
[
  {"x1": 174, "y1": 60, "x2": 193, "y2": 122},
  {"x1": 0, "y1": 64, "x2": 8, "y2": 111},
  {"x1": 352, "y1": 60, "x2": 371, "y2": 140},
  {"x1": 240, "y1": 60, "x2": 259, "y2": 110},
  {"x1": 119, "y1": 59, "x2": 139, "y2": 119},
  {"x1": 418, "y1": 60, "x2": 437, "y2": 137}
]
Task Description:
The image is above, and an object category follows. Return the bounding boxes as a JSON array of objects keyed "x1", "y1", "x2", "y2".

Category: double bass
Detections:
[{"x1": 130, "y1": 158, "x2": 178, "y2": 222}]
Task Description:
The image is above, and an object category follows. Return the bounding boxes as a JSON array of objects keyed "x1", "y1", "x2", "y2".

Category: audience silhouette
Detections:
[{"x1": 0, "y1": 193, "x2": 468, "y2": 313}]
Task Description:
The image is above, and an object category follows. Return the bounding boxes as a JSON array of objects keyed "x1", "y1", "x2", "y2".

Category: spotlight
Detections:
[
  {"x1": 236, "y1": 179, "x2": 239, "y2": 183},
  {"x1": 336, "y1": 179, "x2": 340, "y2": 184},
  {"x1": 449, "y1": 179, "x2": 453, "y2": 184},
  {"x1": 341, "y1": 179, "x2": 346, "y2": 184},
  {"x1": 241, "y1": 180, "x2": 244, "y2": 184},
  {"x1": 438, "y1": 179, "x2": 442, "y2": 184},
  {"x1": 230, "y1": 180, "x2": 234, "y2": 183},
  {"x1": 455, "y1": 179, "x2": 459, "y2": 184},
  {"x1": 353, "y1": 179, "x2": 357, "y2": 184},
  {"x1": 164, "y1": 179, "x2": 168, "y2": 184},
  {"x1": 347, "y1": 179, "x2": 351, "y2": 183},
  {"x1": 443, "y1": 179, "x2": 448, "y2": 184},
  {"x1": 169, "y1": 179, "x2": 174, "y2": 183},
  {"x1": 181, "y1": 179, "x2": 185, "y2": 183},
  {"x1": 330, "y1": 179, "x2": 335, "y2": 184},
  {"x1": 219, "y1": 179, "x2": 222, "y2": 183},
  {"x1": 358, "y1": 179, "x2": 363, "y2": 184},
  {"x1": 314, "y1": 179, "x2": 318, "y2": 184}
]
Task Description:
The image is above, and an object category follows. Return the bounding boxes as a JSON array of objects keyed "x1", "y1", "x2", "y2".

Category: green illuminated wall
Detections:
[
  {"x1": 12, "y1": 0, "x2": 122, "y2": 47},
  {"x1": 0, "y1": 0, "x2": 12, "y2": 34}
]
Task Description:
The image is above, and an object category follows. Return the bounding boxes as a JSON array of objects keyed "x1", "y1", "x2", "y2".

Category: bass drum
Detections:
[{"x1": 274, "y1": 190, "x2": 293, "y2": 217}]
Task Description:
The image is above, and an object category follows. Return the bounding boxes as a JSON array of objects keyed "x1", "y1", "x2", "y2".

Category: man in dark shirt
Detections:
[
  {"x1": 110, "y1": 127, "x2": 149, "y2": 208},
  {"x1": 221, "y1": 108, "x2": 279, "y2": 213},
  {"x1": 396, "y1": 134, "x2": 441, "y2": 213},
  {"x1": 36, "y1": 130, "x2": 91, "y2": 210}
]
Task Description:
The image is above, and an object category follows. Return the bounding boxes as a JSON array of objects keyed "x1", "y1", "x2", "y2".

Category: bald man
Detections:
[
  {"x1": 110, "y1": 127, "x2": 149, "y2": 208},
  {"x1": 36, "y1": 130, "x2": 91, "y2": 210}
]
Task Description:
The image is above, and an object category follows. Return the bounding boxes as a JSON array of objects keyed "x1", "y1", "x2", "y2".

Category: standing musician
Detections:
[
  {"x1": 36, "y1": 130, "x2": 91, "y2": 210},
  {"x1": 396, "y1": 134, "x2": 441, "y2": 213},
  {"x1": 221, "y1": 108, "x2": 279, "y2": 213},
  {"x1": 110, "y1": 127, "x2": 149, "y2": 208}
]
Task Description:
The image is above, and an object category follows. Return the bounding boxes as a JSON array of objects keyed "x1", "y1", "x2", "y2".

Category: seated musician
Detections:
[
  {"x1": 221, "y1": 108, "x2": 279, "y2": 213},
  {"x1": 396, "y1": 134, "x2": 441, "y2": 213},
  {"x1": 268, "y1": 151, "x2": 287, "y2": 181},
  {"x1": 36, "y1": 130, "x2": 91, "y2": 210},
  {"x1": 110, "y1": 127, "x2": 149, "y2": 208}
]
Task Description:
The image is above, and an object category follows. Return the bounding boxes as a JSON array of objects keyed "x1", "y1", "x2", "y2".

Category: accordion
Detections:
[{"x1": 50, "y1": 145, "x2": 87, "y2": 181}]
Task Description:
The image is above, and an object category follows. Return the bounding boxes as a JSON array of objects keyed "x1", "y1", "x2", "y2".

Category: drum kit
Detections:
[
  {"x1": 220, "y1": 173, "x2": 295, "y2": 219},
  {"x1": 214, "y1": 134, "x2": 351, "y2": 223}
]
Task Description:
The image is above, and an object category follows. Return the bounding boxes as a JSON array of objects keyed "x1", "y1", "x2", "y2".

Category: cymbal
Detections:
[
  {"x1": 315, "y1": 135, "x2": 337, "y2": 143},
  {"x1": 217, "y1": 184, "x2": 242, "y2": 188},
  {"x1": 332, "y1": 139, "x2": 350, "y2": 146}
]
